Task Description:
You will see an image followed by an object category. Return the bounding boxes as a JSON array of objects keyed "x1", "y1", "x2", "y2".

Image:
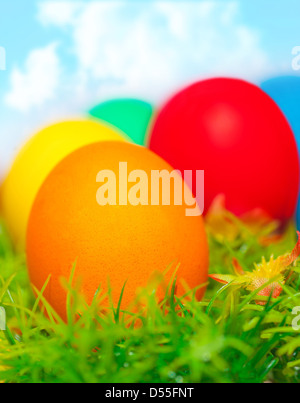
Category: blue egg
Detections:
[
  {"x1": 261, "y1": 76, "x2": 300, "y2": 148},
  {"x1": 261, "y1": 76, "x2": 300, "y2": 227}
]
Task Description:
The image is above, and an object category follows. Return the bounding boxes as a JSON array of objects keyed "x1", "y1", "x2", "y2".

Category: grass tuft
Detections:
[{"x1": 0, "y1": 216, "x2": 300, "y2": 383}]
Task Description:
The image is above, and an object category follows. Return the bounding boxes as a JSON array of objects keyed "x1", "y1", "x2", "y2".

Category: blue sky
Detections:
[{"x1": 0, "y1": 0, "x2": 300, "y2": 174}]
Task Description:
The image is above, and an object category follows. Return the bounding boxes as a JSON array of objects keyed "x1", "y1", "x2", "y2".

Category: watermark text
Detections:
[
  {"x1": 0, "y1": 307, "x2": 6, "y2": 331},
  {"x1": 292, "y1": 46, "x2": 300, "y2": 71},
  {"x1": 96, "y1": 163, "x2": 204, "y2": 216},
  {"x1": 0, "y1": 46, "x2": 6, "y2": 71},
  {"x1": 292, "y1": 306, "x2": 300, "y2": 331}
]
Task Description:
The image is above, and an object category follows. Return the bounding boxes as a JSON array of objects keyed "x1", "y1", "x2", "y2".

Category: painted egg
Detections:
[
  {"x1": 0, "y1": 120, "x2": 127, "y2": 250},
  {"x1": 26, "y1": 141, "x2": 209, "y2": 321},
  {"x1": 89, "y1": 98, "x2": 154, "y2": 146},
  {"x1": 261, "y1": 76, "x2": 300, "y2": 227},
  {"x1": 149, "y1": 78, "x2": 300, "y2": 222}
]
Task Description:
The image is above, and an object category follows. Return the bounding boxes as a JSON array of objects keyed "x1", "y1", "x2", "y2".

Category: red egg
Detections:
[{"x1": 149, "y1": 78, "x2": 300, "y2": 222}]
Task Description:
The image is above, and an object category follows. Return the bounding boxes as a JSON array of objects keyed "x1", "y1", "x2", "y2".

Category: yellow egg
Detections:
[{"x1": 0, "y1": 120, "x2": 127, "y2": 251}]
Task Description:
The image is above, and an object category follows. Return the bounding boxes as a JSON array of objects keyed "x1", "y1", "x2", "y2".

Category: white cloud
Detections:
[
  {"x1": 36, "y1": 1, "x2": 273, "y2": 103},
  {"x1": 5, "y1": 43, "x2": 60, "y2": 112},
  {"x1": 37, "y1": 1, "x2": 83, "y2": 27},
  {"x1": 1, "y1": 1, "x2": 275, "y2": 176},
  {"x1": 5, "y1": 1, "x2": 274, "y2": 113}
]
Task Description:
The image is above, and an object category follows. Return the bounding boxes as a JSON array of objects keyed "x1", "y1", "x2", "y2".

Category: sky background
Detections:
[{"x1": 0, "y1": 0, "x2": 300, "y2": 175}]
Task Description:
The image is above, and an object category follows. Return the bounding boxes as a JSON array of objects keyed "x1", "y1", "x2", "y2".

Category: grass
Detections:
[{"x1": 0, "y1": 214, "x2": 300, "y2": 384}]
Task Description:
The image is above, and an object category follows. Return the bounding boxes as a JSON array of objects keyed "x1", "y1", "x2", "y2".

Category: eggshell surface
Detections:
[
  {"x1": 1, "y1": 120, "x2": 127, "y2": 250},
  {"x1": 89, "y1": 98, "x2": 154, "y2": 146},
  {"x1": 149, "y1": 78, "x2": 300, "y2": 222},
  {"x1": 26, "y1": 142, "x2": 209, "y2": 321}
]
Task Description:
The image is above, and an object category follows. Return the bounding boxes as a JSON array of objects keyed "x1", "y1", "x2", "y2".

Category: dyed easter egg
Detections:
[
  {"x1": 89, "y1": 99, "x2": 154, "y2": 146},
  {"x1": 261, "y1": 76, "x2": 300, "y2": 149},
  {"x1": 26, "y1": 142, "x2": 209, "y2": 321},
  {"x1": 1, "y1": 120, "x2": 127, "y2": 250},
  {"x1": 261, "y1": 76, "x2": 300, "y2": 227},
  {"x1": 149, "y1": 78, "x2": 299, "y2": 222}
]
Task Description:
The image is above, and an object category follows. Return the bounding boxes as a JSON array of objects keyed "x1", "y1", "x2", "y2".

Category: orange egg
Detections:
[{"x1": 27, "y1": 142, "x2": 208, "y2": 320}]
